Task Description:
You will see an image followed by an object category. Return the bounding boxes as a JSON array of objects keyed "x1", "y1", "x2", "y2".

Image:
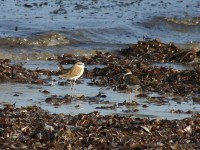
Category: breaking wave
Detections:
[{"x1": 0, "y1": 32, "x2": 70, "y2": 47}]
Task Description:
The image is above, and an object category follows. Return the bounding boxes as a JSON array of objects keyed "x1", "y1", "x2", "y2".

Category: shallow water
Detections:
[
  {"x1": 0, "y1": 0, "x2": 200, "y2": 59},
  {"x1": 0, "y1": 76, "x2": 197, "y2": 120},
  {"x1": 0, "y1": 61, "x2": 199, "y2": 120},
  {"x1": 152, "y1": 63, "x2": 193, "y2": 70}
]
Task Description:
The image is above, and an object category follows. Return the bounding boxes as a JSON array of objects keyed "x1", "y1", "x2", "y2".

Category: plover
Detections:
[
  {"x1": 123, "y1": 68, "x2": 141, "y2": 102},
  {"x1": 123, "y1": 68, "x2": 140, "y2": 85},
  {"x1": 59, "y1": 62, "x2": 85, "y2": 88}
]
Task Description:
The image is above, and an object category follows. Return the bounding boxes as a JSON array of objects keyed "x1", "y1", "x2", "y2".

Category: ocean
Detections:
[{"x1": 0, "y1": 0, "x2": 200, "y2": 60}]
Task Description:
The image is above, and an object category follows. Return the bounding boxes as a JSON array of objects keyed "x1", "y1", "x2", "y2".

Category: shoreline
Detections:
[{"x1": 1, "y1": 39, "x2": 200, "y2": 148}]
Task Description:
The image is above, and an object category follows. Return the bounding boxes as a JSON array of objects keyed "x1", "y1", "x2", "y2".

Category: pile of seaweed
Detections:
[
  {"x1": 0, "y1": 104, "x2": 200, "y2": 149},
  {"x1": 1, "y1": 39, "x2": 200, "y2": 98},
  {"x1": 120, "y1": 39, "x2": 200, "y2": 64},
  {"x1": 1, "y1": 39, "x2": 200, "y2": 149},
  {"x1": 56, "y1": 42, "x2": 200, "y2": 97},
  {"x1": 0, "y1": 59, "x2": 40, "y2": 83}
]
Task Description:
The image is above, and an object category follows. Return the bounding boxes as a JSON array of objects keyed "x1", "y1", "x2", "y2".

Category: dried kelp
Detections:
[{"x1": 0, "y1": 105, "x2": 200, "y2": 149}]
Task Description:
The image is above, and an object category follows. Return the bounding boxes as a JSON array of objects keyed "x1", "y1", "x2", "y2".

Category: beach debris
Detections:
[
  {"x1": 0, "y1": 105, "x2": 200, "y2": 149},
  {"x1": 45, "y1": 94, "x2": 73, "y2": 105}
]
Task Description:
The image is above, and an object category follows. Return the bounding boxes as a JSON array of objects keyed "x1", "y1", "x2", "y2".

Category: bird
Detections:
[
  {"x1": 123, "y1": 68, "x2": 142, "y2": 103},
  {"x1": 123, "y1": 68, "x2": 141, "y2": 85},
  {"x1": 59, "y1": 62, "x2": 85, "y2": 88}
]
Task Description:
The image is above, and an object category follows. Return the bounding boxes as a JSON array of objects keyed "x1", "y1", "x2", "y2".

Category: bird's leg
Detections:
[
  {"x1": 64, "y1": 80, "x2": 67, "y2": 87},
  {"x1": 70, "y1": 80, "x2": 76, "y2": 90},
  {"x1": 139, "y1": 88, "x2": 143, "y2": 95},
  {"x1": 132, "y1": 87, "x2": 142, "y2": 104},
  {"x1": 70, "y1": 81, "x2": 73, "y2": 90},
  {"x1": 135, "y1": 87, "x2": 142, "y2": 96},
  {"x1": 62, "y1": 79, "x2": 66, "y2": 87},
  {"x1": 128, "y1": 88, "x2": 132, "y2": 104},
  {"x1": 73, "y1": 80, "x2": 76, "y2": 89}
]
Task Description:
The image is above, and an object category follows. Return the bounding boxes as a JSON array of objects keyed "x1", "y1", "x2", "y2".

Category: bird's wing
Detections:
[
  {"x1": 70, "y1": 66, "x2": 82, "y2": 76},
  {"x1": 59, "y1": 66, "x2": 74, "y2": 78}
]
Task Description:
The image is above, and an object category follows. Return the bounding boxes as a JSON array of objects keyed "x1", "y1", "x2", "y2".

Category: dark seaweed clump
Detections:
[{"x1": 0, "y1": 105, "x2": 200, "y2": 149}]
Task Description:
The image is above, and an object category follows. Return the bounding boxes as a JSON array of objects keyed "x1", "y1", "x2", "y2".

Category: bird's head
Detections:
[{"x1": 123, "y1": 68, "x2": 133, "y2": 76}]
